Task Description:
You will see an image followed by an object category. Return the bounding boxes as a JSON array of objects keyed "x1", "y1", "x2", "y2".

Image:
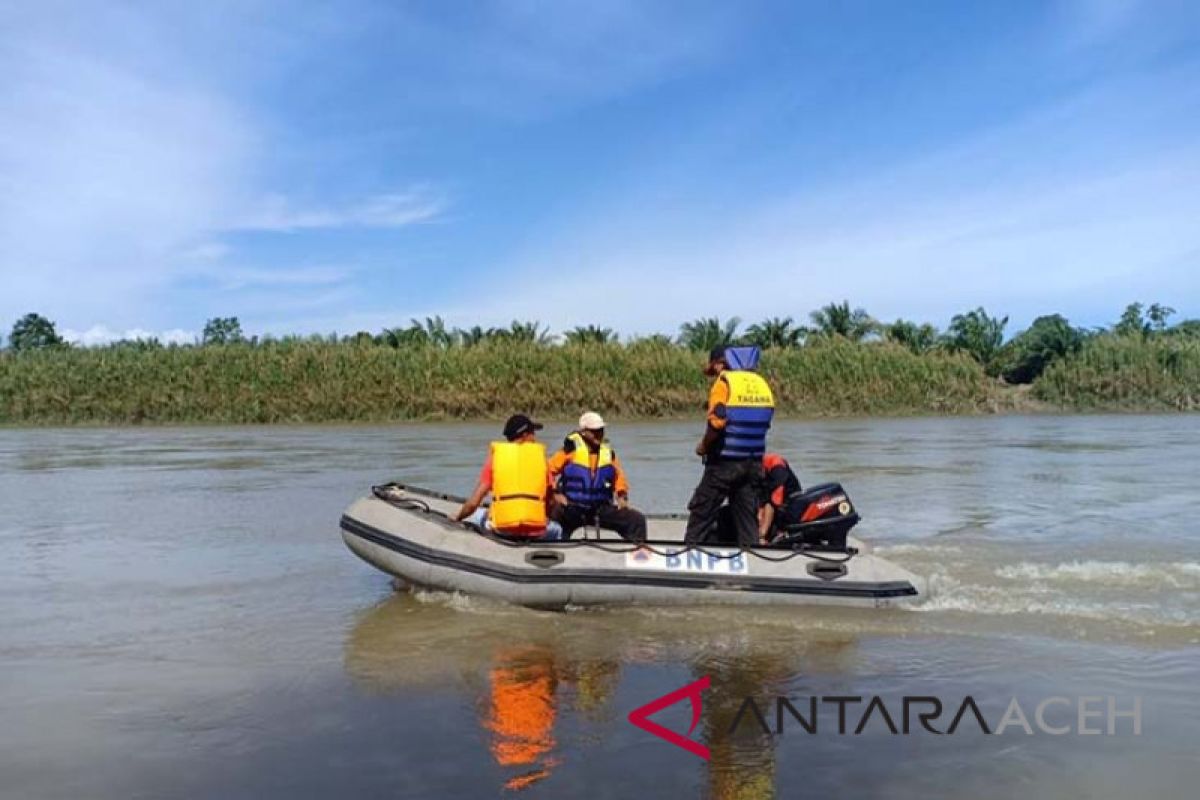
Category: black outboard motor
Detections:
[{"x1": 771, "y1": 482, "x2": 860, "y2": 551}]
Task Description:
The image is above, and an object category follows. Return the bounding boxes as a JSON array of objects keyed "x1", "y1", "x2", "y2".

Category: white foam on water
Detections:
[
  {"x1": 912, "y1": 567, "x2": 1199, "y2": 630},
  {"x1": 995, "y1": 560, "x2": 1200, "y2": 589},
  {"x1": 410, "y1": 588, "x2": 522, "y2": 615},
  {"x1": 874, "y1": 542, "x2": 964, "y2": 556}
]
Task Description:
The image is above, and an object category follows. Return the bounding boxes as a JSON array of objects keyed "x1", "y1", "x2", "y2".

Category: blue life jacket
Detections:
[
  {"x1": 724, "y1": 345, "x2": 761, "y2": 370},
  {"x1": 715, "y1": 370, "x2": 775, "y2": 460},
  {"x1": 558, "y1": 432, "x2": 617, "y2": 507}
]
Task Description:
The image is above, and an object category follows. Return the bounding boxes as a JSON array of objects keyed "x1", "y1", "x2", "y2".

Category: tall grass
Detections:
[
  {"x1": 0, "y1": 339, "x2": 992, "y2": 424},
  {"x1": 1032, "y1": 335, "x2": 1200, "y2": 411}
]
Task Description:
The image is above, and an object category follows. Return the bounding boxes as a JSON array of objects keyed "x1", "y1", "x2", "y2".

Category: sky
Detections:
[{"x1": 1, "y1": 0, "x2": 1198, "y2": 345}]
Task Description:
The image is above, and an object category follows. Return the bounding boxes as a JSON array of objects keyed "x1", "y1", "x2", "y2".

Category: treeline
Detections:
[{"x1": 1, "y1": 302, "x2": 1197, "y2": 424}]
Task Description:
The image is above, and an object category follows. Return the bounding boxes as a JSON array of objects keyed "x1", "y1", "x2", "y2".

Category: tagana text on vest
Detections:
[{"x1": 715, "y1": 371, "x2": 774, "y2": 459}]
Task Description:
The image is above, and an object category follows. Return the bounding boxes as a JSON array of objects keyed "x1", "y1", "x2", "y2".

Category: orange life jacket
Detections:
[{"x1": 489, "y1": 441, "x2": 548, "y2": 535}]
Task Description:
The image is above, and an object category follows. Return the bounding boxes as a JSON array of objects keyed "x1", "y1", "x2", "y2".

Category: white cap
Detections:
[{"x1": 578, "y1": 411, "x2": 606, "y2": 430}]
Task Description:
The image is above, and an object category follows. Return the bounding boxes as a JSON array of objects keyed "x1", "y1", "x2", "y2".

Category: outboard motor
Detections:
[{"x1": 772, "y1": 482, "x2": 860, "y2": 551}]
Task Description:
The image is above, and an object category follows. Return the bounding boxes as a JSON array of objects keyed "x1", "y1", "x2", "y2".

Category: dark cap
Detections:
[
  {"x1": 503, "y1": 414, "x2": 543, "y2": 440},
  {"x1": 708, "y1": 345, "x2": 727, "y2": 363}
]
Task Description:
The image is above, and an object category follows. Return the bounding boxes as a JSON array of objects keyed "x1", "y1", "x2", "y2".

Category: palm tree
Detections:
[
  {"x1": 745, "y1": 317, "x2": 805, "y2": 349},
  {"x1": 626, "y1": 333, "x2": 674, "y2": 349},
  {"x1": 677, "y1": 317, "x2": 741, "y2": 351},
  {"x1": 808, "y1": 301, "x2": 876, "y2": 341},
  {"x1": 564, "y1": 325, "x2": 616, "y2": 345},
  {"x1": 411, "y1": 316, "x2": 454, "y2": 348},
  {"x1": 453, "y1": 325, "x2": 489, "y2": 347},
  {"x1": 1114, "y1": 302, "x2": 1146, "y2": 338},
  {"x1": 499, "y1": 320, "x2": 555, "y2": 345},
  {"x1": 379, "y1": 325, "x2": 426, "y2": 348},
  {"x1": 1147, "y1": 303, "x2": 1176, "y2": 334},
  {"x1": 885, "y1": 319, "x2": 939, "y2": 354},
  {"x1": 1112, "y1": 301, "x2": 1176, "y2": 338},
  {"x1": 944, "y1": 307, "x2": 1008, "y2": 373}
]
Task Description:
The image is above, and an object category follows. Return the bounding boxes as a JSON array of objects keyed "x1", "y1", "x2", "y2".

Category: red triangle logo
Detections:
[{"x1": 627, "y1": 675, "x2": 711, "y2": 760}]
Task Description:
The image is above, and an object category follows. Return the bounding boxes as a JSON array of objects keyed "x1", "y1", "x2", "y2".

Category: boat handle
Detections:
[
  {"x1": 525, "y1": 551, "x2": 565, "y2": 568},
  {"x1": 807, "y1": 562, "x2": 847, "y2": 581}
]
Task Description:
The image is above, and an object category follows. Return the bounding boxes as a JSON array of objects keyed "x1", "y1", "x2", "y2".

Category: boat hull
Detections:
[{"x1": 340, "y1": 489, "x2": 926, "y2": 609}]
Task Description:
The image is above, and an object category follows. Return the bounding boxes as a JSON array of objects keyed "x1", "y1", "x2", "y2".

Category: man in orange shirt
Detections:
[
  {"x1": 757, "y1": 452, "x2": 803, "y2": 543},
  {"x1": 454, "y1": 414, "x2": 563, "y2": 540},
  {"x1": 548, "y1": 412, "x2": 647, "y2": 542}
]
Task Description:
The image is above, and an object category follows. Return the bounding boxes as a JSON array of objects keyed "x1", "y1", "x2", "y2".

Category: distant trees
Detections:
[
  {"x1": 745, "y1": 317, "x2": 805, "y2": 349},
  {"x1": 1114, "y1": 302, "x2": 1176, "y2": 338},
  {"x1": 13, "y1": 301, "x2": 1194, "y2": 381},
  {"x1": 808, "y1": 301, "x2": 876, "y2": 342},
  {"x1": 380, "y1": 316, "x2": 454, "y2": 348},
  {"x1": 677, "y1": 317, "x2": 741, "y2": 351},
  {"x1": 378, "y1": 318, "x2": 555, "y2": 348},
  {"x1": 9, "y1": 312, "x2": 65, "y2": 351},
  {"x1": 564, "y1": 325, "x2": 616, "y2": 345},
  {"x1": 626, "y1": 333, "x2": 674, "y2": 349},
  {"x1": 996, "y1": 314, "x2": 1086, "y2": 384},
  {"x1": 1169, "y1": 319, "x2": 1200, "y2": 338},
  {"x1": 944, "y1": 307, "x2": 1008, "y2": 374},
  {"x1": 455, "y1": 326, "x2": 489, "y2": 347},
  {"x1": 379, "y1": 325, "x2": 425, "y2": 348},
  {"x1": 202, "y1": 316, "x2": 244, "y2": 345},
  {"x1": 885, "y1": 320, "x2": 939, "y2": 355},
  {"x1": 501, "y1": 320, "x2": 555, "y2": 345},
  {"x1": 413, "y1": 316, "x2": 454, "y2": 348}
]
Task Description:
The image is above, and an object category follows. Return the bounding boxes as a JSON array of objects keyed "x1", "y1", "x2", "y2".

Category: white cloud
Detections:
[
  {"x1": 0, "y1": 13, "x2": 253, "y2": 328},
  {"x1": 181, "y1": 264, "x2": 356, "y2": 292},
  {"x1": 485, "y1": 67, "x2": 1200, "y2": 333},
  {"x1": 229, "y1": 188, "x2": 445, "y2": 233},
  {"x1": 0, "y1": 5, "x2": 446, "y2": 334},
  {"x1": 362, "y1": 2, "x2": 736, "y2": 120},
  {"x1": 178, "y1": 242, "x2": 232, "y2": 262}
]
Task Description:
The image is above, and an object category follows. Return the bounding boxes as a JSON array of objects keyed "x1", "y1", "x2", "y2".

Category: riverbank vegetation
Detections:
[{"x1": 1, "y1": 302, "x2": 1196, "y2": 424}]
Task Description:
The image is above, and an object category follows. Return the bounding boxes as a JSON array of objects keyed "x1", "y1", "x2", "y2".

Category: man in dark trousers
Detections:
[
  {"x1": 684, "y1": 346, "x2": 775, "y2": 547},
  {"x1": 548, "y1": 412, "x2": 648, "y2": 542}
]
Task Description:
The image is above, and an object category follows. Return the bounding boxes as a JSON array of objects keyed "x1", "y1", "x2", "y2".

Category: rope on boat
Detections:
[{"x1": 370, "y1": 483, "x2": 857, "y2": 565}]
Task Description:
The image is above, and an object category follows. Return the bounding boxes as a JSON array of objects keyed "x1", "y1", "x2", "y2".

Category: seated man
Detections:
[
  {"x1": 547, "y1": 412, "x2": 647, "y2": 543},
  {"x1": 453, "y1": 414, "x2": 563, "y2": 541},
  {"x1": 757, "y1": 452, "x2": 804, "y2": 543}
]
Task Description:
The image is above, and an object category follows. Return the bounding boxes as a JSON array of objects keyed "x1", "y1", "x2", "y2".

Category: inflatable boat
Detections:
[{"x1": 340, "y1": 484, "x2": 926, "y2": 609}]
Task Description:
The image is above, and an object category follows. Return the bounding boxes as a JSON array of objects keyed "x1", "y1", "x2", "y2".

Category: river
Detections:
[{"x1": 1, "y1": 415, "x2": 1197, "y2": 798}]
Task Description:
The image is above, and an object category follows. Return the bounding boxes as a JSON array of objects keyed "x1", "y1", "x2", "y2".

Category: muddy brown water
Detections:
[{"x1": 1, "y1": 416, "x2": 1197, "y2": 798}]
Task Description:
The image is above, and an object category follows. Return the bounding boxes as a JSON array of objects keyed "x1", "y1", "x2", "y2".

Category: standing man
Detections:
[
  {"x1": 454, "y1": 414, "x2": 563, "y2": 541},
  {"x1": 684, "y1": 346, "x2": 775, "y2": 547},
  {"x1": 548, "y1": 412, "x2": 647, "y2": 542}
]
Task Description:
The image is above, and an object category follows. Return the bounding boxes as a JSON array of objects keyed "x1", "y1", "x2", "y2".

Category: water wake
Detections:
[{"x1": 995, "y1": 560, "x2": 1200, "y2": 589}]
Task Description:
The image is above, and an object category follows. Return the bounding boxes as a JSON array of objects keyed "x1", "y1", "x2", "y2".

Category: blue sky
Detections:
[{"x1": 2, "y1": 0, "x2": 1198, "y2": 344}]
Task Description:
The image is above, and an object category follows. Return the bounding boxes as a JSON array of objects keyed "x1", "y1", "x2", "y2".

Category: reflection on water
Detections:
[
  {"x1": 485, "y1": 648, "x2": 561, "y2": 791},
  {"x1": 342, "y1": 590, "x2": 1199, "y2": 798},
  {"x1": 481, "y1": 650, "x2": 622, "y2": 791},
  {"x1": 344, "y1": 592, "x2": 870, "y2": 796},
  {"x1": 700, "y1": 653, "x2": 788, "y2": 800},
  {"x1": 2, "y1": 416, "x2": 1200, "y2": 798},
  {"x1": 342, "y1": 593, "x2": 908, "y2": 798}
]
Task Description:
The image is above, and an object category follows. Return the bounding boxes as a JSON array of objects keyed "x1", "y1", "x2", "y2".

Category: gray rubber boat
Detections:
[{"x1": 341, "y1": 484, "x2": 926, "y2": 609}]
